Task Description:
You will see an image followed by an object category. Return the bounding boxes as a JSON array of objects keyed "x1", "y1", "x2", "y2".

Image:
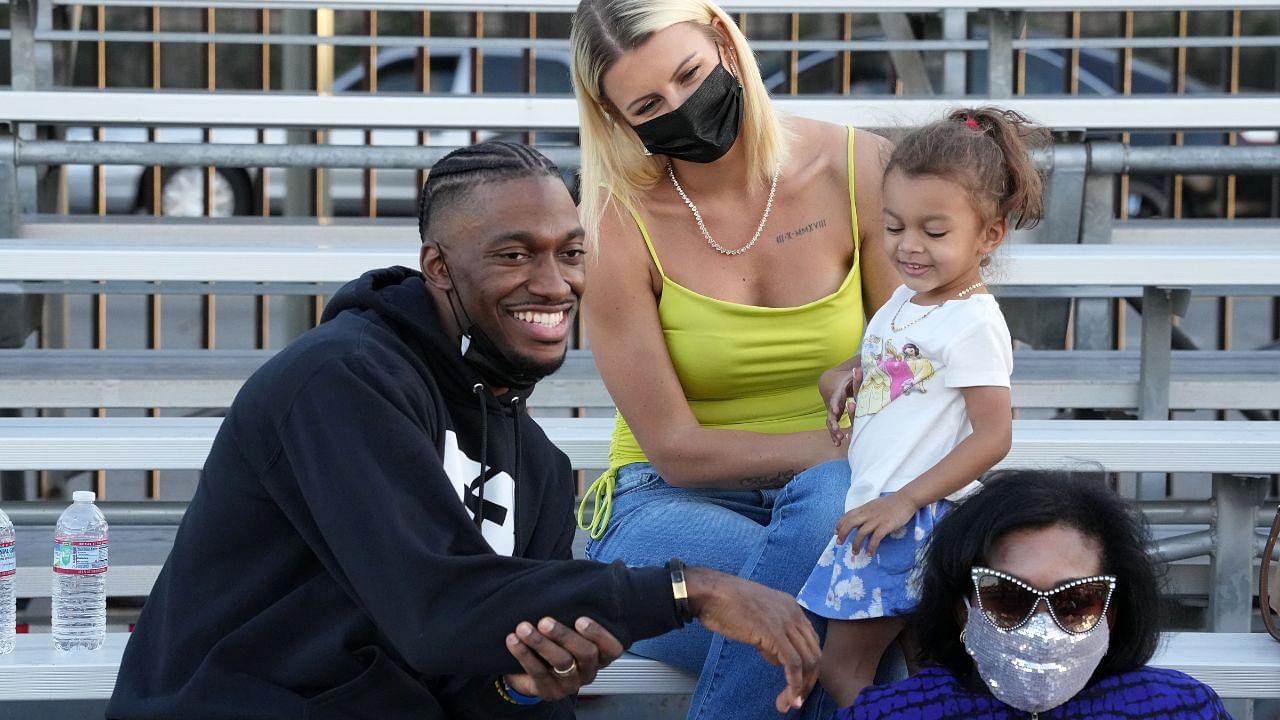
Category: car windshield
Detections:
[{"x1": 481, "y1": 55, "x2": 573, "y2": 94}]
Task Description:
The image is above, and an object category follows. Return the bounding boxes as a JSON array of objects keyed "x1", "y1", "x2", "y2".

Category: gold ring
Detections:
[{"x1": 551, "y1": 661, "x2": 577, "y2": 678}]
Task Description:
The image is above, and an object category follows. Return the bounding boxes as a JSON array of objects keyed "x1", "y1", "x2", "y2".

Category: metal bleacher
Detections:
[{"x1": 3, "y1": 0, "x2": 1280, "y2": 714}]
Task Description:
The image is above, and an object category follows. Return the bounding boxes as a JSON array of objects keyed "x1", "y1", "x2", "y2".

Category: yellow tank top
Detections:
[{"x1": 578, "y1": 128, "x2": 865, "y2": 538}]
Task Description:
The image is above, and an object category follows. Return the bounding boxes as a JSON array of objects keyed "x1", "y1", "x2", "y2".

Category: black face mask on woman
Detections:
[{"x1": 631, "y1": 61, "x2": 743, "y2": 164}]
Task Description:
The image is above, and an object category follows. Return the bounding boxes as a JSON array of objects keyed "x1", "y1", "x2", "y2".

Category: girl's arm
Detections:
[
  {"x1": 897, "y1": 385, "x2": 1013, "y2": 508},
  {"x1": 585, "y1": 199, "x2": 842, "y2": 490},
  {"x1": 837, "y1": 385, "x2": 1012, "y2": 554}
]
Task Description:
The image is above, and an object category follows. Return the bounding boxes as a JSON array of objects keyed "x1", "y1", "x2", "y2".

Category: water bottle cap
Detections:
[{"x1": 72, "y1": 491, "x2": 96, "y2": 503}]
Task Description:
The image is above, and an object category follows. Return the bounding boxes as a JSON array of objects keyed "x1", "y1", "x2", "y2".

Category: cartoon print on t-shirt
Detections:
[{"x1": 854, "y1": 339, "x2": 936, "y2": 417}]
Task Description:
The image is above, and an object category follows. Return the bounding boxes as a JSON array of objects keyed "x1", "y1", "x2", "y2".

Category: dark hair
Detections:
[
  {"x1": 913, "y1": 470, "x2": 1162, "y2": 680},
  {"x1": 417, "y1": 142, "x2": 560, "y2": 242},
  {"x1": 885, "y1": 107, "x2": 1049, "y2": 230}
]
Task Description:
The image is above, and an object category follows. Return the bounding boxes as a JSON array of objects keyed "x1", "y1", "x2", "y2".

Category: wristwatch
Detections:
[{"x1": 667, "y1": 559, "x2": 695, "y2": 625}]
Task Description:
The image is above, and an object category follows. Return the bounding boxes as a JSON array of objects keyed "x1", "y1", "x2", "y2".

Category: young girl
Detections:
[{"x1": 796, "y1": 107, "x2": 1048, "y2": 706}]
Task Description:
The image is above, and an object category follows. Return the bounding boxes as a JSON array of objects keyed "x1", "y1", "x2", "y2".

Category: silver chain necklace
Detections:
[
  {"x1": 890, "y1": 281, "x2": 986, "y2": 332},
  {"x1": 667, "y1": 162, "x2": 780, "y2": 257}
]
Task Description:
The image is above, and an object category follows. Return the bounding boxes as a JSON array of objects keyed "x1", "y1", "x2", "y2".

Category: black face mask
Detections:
[
  {"x1": 632, "y1": 61, "x2": 743, "y2": 164},
  {"x1": 434, "y1": 247, "x2": 539, "y2": 397},
  {"x1": 459, "y1": 323, "x2": 538, "y2": 398}
]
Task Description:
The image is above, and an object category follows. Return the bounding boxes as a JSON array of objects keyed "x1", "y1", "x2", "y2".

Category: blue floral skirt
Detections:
[{"x1": 796, "y1": 494, "x2": 952, "y2": 621}]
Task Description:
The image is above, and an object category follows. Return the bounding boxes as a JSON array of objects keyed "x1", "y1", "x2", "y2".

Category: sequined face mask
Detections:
[{"x1": 962, "y1": 568, "x2": 1115, "y2": 714}]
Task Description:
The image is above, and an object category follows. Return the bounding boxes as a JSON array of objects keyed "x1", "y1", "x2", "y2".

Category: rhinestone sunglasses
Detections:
[{"x1": 971, "y1": 567, "x2": 1117, "y2": 634}]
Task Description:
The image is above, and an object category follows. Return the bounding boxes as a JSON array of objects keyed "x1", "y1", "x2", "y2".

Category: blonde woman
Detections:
[{"x1": 571, "y1": 0, "x2": 896, "y2": 717}]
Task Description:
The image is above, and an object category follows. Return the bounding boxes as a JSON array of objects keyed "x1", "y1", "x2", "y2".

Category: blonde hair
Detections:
[{"x1": 570, "y1": 0, "x2": 789, "y2": 249}]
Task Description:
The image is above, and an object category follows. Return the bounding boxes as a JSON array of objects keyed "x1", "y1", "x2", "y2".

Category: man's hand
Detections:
[
  {"x1": 835, "y1": 494, "x2": 917, "y2": 556},
  {"x1": 503, "y1": 616, "x2": 624, "y2": 702},
  {"x1": 820, "y1": 362, "x2": 862, "y2": 446},
  {"x1": 684, "y1": 567, "x2": 821, "y2": 713}
]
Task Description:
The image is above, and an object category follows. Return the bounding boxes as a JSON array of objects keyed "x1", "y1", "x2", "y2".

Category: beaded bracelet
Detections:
[{"x1": 495, "y1": 677, "x2": 542, "y2": 706}]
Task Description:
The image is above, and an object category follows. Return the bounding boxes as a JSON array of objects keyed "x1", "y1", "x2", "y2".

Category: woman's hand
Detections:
[
  {"x1": 821, "y1": 359, "x2": 862, "y2": 446},
  {"x1": 835, "y1": 494, "x2": 918, "y2": 557}
]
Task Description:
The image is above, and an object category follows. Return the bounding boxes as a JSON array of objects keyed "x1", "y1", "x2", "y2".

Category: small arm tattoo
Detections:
[{"x1": 738, "y1": 470, "x2": 799, "y2": 490}]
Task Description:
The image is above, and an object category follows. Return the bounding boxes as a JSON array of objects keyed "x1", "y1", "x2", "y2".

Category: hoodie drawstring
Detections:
[
  {"x1": 472, "y1": 383, "x2": 488, "y2": 529},
  {"x1": 509, "y1": 396, "x2": 523, "y2": 487},
  {"x1": 471, "y1": 386, "x2": 523, "y2": 534}
]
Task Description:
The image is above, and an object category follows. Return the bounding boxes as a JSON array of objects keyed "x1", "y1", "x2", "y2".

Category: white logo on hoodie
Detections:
[{"x1": 442, "y1": 430, "x2": 516, "y2": 556}]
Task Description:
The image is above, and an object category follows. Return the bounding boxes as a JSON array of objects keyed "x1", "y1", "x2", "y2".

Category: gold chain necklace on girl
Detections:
[{"x1": 890, "y1": 281, "x2": 986, "y2": 333}]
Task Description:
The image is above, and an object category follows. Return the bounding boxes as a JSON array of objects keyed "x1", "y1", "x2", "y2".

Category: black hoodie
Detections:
[{"x1": 107, "y1": 267, "x2": 682, "y2": 720}]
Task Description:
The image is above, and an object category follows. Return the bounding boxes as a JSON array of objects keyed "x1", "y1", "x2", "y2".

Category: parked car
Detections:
[
  {"x1": 761, "y1": 43, "x2": 1275, "y2": 218},
  {"x1": 62, "y1": 47, "x2": 576, "y2": 217},
  {"x1": 64, "y1": 36, "x2": 1273, "y2": 219}
]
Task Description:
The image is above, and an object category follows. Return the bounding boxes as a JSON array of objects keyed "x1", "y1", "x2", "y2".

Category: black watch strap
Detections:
[{"x1": 667, "y1": 559, "x2": 695, "y2": 625}]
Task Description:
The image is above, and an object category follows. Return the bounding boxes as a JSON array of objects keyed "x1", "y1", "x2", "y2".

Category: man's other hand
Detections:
[{"x1": 685, "y1": 566, "x2": 821, "y2": 713}]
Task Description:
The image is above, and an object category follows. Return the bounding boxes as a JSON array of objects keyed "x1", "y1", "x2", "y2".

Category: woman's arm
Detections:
[
  {"x1": 852, "y1": 130, "x2": 899, "y2": 317},
  {"x1": 584, "y1": 199, "x2": 842, "y2": 490}
]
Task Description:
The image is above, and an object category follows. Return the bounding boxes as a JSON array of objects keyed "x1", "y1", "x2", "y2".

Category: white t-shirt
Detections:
[{"x1": 844, "y1": 284, "x2": 1013, "y2": 510}]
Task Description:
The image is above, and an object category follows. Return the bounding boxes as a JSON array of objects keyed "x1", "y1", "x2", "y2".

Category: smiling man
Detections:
[{"x1": 108, "y1": 143, "x2": 822, "y2": 720}]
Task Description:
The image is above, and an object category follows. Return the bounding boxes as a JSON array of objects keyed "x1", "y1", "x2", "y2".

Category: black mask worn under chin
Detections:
[
  {"x1": 631, "y1": 61, "x2": 743, "y2": 164},
  {"x1": 434, "y1": 249, "x2": 539, "y2": 396}
]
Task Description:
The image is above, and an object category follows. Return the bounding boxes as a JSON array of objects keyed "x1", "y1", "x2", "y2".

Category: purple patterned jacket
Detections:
[{"x1": 837, "y1": 666, "x2": 1231, "y2": 720}]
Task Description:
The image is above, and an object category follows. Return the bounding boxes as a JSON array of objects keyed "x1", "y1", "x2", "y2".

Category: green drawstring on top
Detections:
[{"x1": 577, "y1": 468, "x2": 617, "y2": 540}]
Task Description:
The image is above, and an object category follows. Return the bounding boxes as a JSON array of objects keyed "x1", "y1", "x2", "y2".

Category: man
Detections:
[{"x1": 108, "y1": 143, "x2": 819, "y2": 719}]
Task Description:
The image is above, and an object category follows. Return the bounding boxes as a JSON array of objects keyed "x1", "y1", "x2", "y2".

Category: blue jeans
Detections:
[{"x1": 585, "y1": 459, "x2": 850, "y2": 720}]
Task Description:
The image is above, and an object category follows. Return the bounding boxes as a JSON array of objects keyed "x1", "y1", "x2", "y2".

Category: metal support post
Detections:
[
  {"x1": 1203, "y1": 474, "x2": 1264, "y2": 630},
  {"x1": 1210, "y1": 474, "x2": 1266, "y2": 631},
  {"x1": 878, "y1": 13, "x2": 932, "y2": 95},
  {"x1": 942, "y1": 9, "x2": 967, "y2": 96},
  {"x1": 10, "y1": 0, "x2": 53, "y2": 209},
  {"x1": 280, "y1": 10, "x2": 321, "y2": 344},
  {"x1": 1046, "y1": 144, "x2": 1086, "y2": 245},
  {"x1": 10, "y1": 0, "x2": 39, "y2": 93},
  {"x1": 985, "y1": 10, "x2": 1018, "y2": 99},
  {"x1": 1136, "y1": 287, "x2": 1189, "y2": 499},
  {"x1": 1072, "y1": 171, "x2": 1115, "y2": 352},
  {"x1": 1002, "y1": 144, "x2": 1080, "y2": 348},
  {"x1": 0, "y1": 133, "x2": 29, "y2": 502},
  {"x1": 1211, "y1": 473, "x2": 1265, "y2": 720},
  {"x1": 10, "y1": 0, "x2": 55, "y2": 359},
  {"x1": 283, "y1": 10, "x2": 316, "y2": 220},
  {"x1": 0, "y1": 134, "x2": 18, "y2": 238}
]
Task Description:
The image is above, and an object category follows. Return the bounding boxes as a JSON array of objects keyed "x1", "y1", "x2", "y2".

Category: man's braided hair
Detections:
[{"x1": 416, "y1": 142, "x2": 561, "y2": 243}]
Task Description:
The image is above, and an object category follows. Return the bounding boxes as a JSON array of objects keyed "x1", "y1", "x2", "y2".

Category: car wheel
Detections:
[
  {"x1": 1125, "y1": 180, "x2": 1169, "y2": 219},
  {"x1": 140, "y1": 167, "x2": 254, "y2": 217}
]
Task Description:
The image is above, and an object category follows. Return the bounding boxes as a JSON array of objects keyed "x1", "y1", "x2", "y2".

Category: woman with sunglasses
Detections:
[{"x1": 841, "y1": 470, "x2": 1231, "y2": 719}]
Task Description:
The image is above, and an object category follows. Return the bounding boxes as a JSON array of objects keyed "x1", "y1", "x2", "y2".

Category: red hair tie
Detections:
[{"x1": 964, "y1": 116, "x2": 980, "y2": 130}]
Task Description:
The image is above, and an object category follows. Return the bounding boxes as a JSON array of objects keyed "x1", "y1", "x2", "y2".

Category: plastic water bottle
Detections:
[
  {"x1": 52, "y1": 491, "x2": 108, "y2": 652},
  {"x1": 0, "y1": 507, "x2": 15, "y2": 654}
]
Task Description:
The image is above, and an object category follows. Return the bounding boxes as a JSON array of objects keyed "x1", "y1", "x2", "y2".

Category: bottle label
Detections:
[
  {"x1": 0, "y1": 541, "x2": 13, "y2": 577},
  {"x1": 53, "y1": 538, "x2": 108, "y2": 575}
]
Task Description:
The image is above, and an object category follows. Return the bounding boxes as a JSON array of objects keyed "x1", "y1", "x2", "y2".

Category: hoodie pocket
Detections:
[{"x1": 305, "y1": 646, "x2": 443, "y2": 720}]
